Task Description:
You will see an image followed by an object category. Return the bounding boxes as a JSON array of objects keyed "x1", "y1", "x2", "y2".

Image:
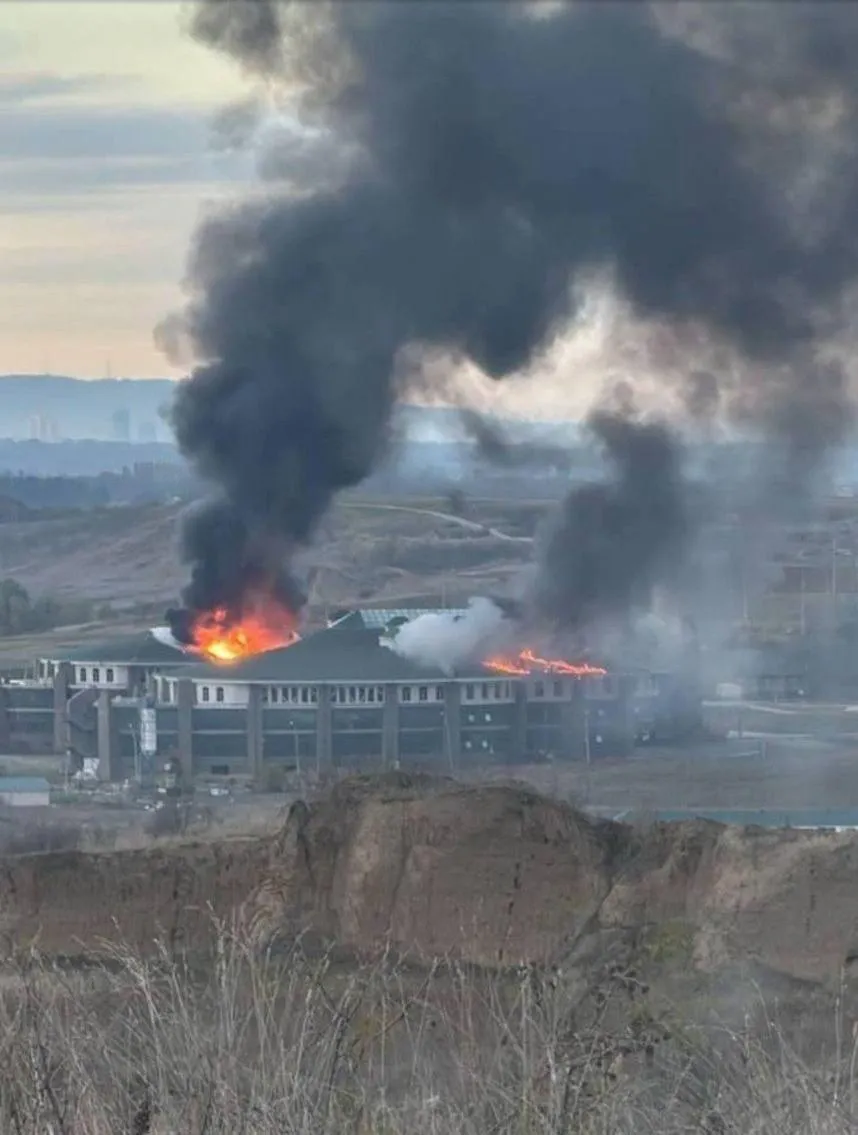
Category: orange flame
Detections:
[
  {"x1": 484, "y1": 648, "x2": 606, "y2": 678},
  {"x1": 190, "y1": 597, "x2": 300, "y2": 664}
]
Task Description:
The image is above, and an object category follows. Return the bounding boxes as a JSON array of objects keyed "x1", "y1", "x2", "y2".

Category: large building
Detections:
[{"x1": 0, "y1": 608, "x2": 702, "y2": 781}]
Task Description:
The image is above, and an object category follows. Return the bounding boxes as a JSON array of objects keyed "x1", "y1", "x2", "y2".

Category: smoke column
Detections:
[{"x1": 164, "y1": 0, "x2": 858, "y2": 639}]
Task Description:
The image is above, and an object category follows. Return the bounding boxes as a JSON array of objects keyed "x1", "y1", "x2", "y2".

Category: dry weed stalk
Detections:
[{"x1": 0, "y1": 923, "x2": 851, "y2": 1133}]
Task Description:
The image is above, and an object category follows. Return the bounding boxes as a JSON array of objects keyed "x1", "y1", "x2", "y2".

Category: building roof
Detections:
[
  {"x1": 165, "y1": 624, "x2": 494, "y2": 684},
  {"x1": 330, "y1": 608, "x2": 469, "y2": 631},
  {"x1": 48, "y1": 631, "x2": 193, "y2": 667},
  {"x1": 0, "y1": 777, "x2": 50, "y2": 793}
]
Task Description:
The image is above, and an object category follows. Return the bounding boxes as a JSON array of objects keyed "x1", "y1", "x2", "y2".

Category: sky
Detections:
[
  {"x1": 0, "y1": 1, "x2": 251, "y2": 379},
  {"x1": 0, "y1": 1, "x2": 688, "y2": 421}
]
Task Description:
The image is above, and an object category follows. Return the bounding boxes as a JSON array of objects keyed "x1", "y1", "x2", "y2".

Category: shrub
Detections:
[{"x1": 0, "y1": 927, "x2": 854, "y2": 1133}]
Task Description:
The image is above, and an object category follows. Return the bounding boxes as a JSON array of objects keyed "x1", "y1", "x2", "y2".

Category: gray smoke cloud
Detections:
[{"x1": 164, "y1": 0, "x2": 858, "y2": 641}]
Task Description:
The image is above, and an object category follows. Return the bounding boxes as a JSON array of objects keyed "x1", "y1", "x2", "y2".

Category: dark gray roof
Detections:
[
  {"x1": 165, "y1": 625, "x2": 494, "y2": 684},
  {"x1": 50, "y1": 632, "x2": 193, "y2": 666}
]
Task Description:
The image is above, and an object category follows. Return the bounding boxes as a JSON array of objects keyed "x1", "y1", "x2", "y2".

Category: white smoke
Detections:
[
  {"x1": 387, "y1": 597, "x2": 510, "y2": 674},
  {"x1": 150, "y1": 625, "x2": 186, "y2": 652}
]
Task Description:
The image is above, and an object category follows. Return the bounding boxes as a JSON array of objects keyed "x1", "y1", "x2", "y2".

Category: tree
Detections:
[{"x1": 0, "y1": 578, "x2": 31, "y2": 635}]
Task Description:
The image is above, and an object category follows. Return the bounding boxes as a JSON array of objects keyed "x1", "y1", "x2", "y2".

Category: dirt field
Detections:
[
  {"x1": 475, "y1": 737, "x2": 858, "y2": 813},
  {"x1": 0, "y1": 495, "x2": 547, "y2": 665}
]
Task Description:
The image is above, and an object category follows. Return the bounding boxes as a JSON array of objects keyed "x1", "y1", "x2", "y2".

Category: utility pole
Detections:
[
  {"x1": 583, "y1": 706, "x2": 590, "y2": 765},
  {"x1": 832, "y1": 535, "x2": 841, "y2": 632}
]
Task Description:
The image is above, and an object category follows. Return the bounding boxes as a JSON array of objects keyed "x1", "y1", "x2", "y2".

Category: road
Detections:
[{"x1": 341, "y1": 500, "x2": 533, "y2": 543}]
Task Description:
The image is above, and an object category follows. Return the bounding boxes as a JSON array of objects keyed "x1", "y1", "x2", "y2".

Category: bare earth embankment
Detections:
[
  {"x1": 3, "y1": 772, "x2": 858, "y2": 985},
  {"x1": 4, "y1": 773, "x2": 858, "y2": 1133}
]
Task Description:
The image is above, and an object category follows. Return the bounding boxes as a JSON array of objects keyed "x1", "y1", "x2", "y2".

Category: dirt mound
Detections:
[
  {"x1": 246, "y1": 773, "x2": 858, "y2": 981},
  {"x1": 247, "y1": 772, "x2": 623, "y2": 966},
  {"x1": 2, "y1": 775, "x2": 858, "y2": 982},
  {"x1": 0, "y1": 839, "x2": 268, "y2": 958}
]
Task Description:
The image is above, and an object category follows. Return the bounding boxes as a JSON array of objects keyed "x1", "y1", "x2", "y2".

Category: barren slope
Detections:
[
  {"x1": 0, "y1": 498, "x2": 539, "y2": 612},
  {"x1": 3, "y1": 775, "x2": 858, "y2": 983}
]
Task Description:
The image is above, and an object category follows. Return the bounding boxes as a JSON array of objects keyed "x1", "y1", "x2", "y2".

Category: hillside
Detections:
[
  {"x1": 0, "y1": 496, "x2": 542, "y2": 663},
  {"x1": 4, "y1": 773, "x2": 858, "y2": 989}
]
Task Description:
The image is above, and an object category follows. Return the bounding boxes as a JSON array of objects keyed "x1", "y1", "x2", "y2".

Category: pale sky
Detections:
[
  {"x1": 0, "y1": 1, "x2": 710, "y2": 421},
  {"x1": 0, "y1": 1, "x2": 251, "y2": 378}
]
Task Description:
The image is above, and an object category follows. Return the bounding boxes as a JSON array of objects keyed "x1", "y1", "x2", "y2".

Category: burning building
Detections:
[{"x1": 0, "y1": 604, "x2": 700, "y2": 781}]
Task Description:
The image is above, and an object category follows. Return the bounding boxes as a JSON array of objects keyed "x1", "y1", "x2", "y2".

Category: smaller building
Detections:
[{"x1": 0, "y1": 776, "x2": 51, "y2": 807}]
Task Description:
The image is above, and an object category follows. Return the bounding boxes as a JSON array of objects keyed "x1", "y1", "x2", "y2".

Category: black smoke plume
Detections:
[
  {"x1": 534, "y1": 408, "x2": 687, "y2": 632},
  {"x1": 164, "y1": 0, "x2": 858, "y2": 639}
]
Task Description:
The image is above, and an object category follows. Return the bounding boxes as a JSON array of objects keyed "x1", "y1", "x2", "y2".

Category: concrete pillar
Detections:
[
  {"x1": 96, "y1": 690, "x2": 114, "y2": 781},
  {"x1": 616, "y1": 675, "x2": 637, "y2": 755},
  {"x1": 177, "y1": 679, "x2": 194, "y2": 784},
  {"x1": 443, "y1": 682, "x2": 461, "y2": 770},
  {"x1": 382, "y1": 683, "x2": 400, "y2": 768},
  {"x1": 0, "y1": 685, "x2": 10, "y2": 752},
  {"x1": 316, "y1": 685, "x2": 332, "y2": 772},
  {"x1": 246, "y1": 685, "x2": 264, "y2": 783},
  {"x1": 512, "y1": 679, "x2": 528, "y2": 762},
  {"x1": 52, "y1": 662, "x2": 72, "y2": 754},
  {"x1": 561, "y1": 680, "x2": 587, "y2": 761}
]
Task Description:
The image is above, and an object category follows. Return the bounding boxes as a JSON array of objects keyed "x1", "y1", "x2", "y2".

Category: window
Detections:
[
  {"x1": 553, "y1": 680, "x2": 563, "y2": 698},
  {"x1": 368, "y1": 687, "x2": 375, "y2": 703},
  {"x1": 106, "y1": 667, "x2": 115, "y2": 683},
  {"x1": 202, "y1": 687, "x2": 210, "y2": 702},
  {"x1": 534, "y1": 681, "x2": 544, "y2": 699},
  {"x1": 418, "y1": 686, "x2": 428, "y2": 702},
  {"x1": 436, "y1": 686, "x2": 445, "y2": 702},
  {"x1": 377, "y1": 687, "x2": 385, "y2": 703},
  {"x1": 92, "y1": 667, "x2": 100, "y2": 683},
  {"x1": 301, "y1": 687, "x2": 309, "y2": 704},
  {"x1": 310, "y1": 686, "x2": 318, "y2": 704},
  {"x1": 465, "y1": 683, "x2": 475, "y2": 701},
  {"x1": 215, "y1": 686, "x2": 225, "y2": 703},
  {"x1": 481, "y1": 683, "x2": 489, "y2": 701},
  {"x1": 78, "y1": 667, "x2": 86, "y2": 683},
  {"x1": 348, "y1": 686, "x2": 357, "y2": 704},
  {"x1": 401, "y1": 686, "x2": 412, "y2": 703},
  {"x1": 358, "y1": 686, "x2": 367, "y2": 703}
]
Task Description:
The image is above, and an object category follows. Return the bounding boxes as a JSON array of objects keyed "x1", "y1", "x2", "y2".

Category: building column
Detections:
[
  {"x1": 52, "y1": 662, "x2": 72, "y2": 754},
  {"x1": 177, "y1": 679, "x2": 194, "y2": 784},
  {"x1": 0, "y1": 685, "x2": 10, "y2": 752},
  {"x1": 246, "y1": 685, "x2": 264, "y2": 783},
  {"x1": 512, "y1": 679, "x2": 528, "y2": 761},
  {"x1": 316, "y1": 685, "x2": 332, "y2": 772},
  {"x1": 443, "y1": 683, "x2": 461, "y2": 770},
  {"x1": 616, "y1": 675, "x2": 637, "y2": 756},
  {"x1": 382, "y1": 684, "x2": 399, "y2": 768},
  {"x1": 561, "y1": 680, "x2": 587, "y2": 761},
  {"x1": 96, "y1": 690, "x2": 115, "y2": 781}
]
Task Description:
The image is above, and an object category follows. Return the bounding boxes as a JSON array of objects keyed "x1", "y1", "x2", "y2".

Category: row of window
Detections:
[
  {"x1": 399, "y1": 685, "x2": 445, "y2": 704},
  {"x1": 167, "y1": 674, "x2": 628, "y2": 707},
  {"x1": 266, "y1": 686, "x2": 320, "y2": 705},
  {"x1": 333, "y1": 686, "x2": 385, "y2": 705},
  {"x1": 77, "y1": 665, "x2": 117, "y2": 685},
  {"x1": 462, "y1": 681, "x2": 514, "y2": 702}
]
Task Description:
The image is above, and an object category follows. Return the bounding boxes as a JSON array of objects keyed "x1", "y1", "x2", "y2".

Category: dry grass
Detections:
[{"x1": 0, "y1": 924, "x2": 856, "y2": 1134}]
